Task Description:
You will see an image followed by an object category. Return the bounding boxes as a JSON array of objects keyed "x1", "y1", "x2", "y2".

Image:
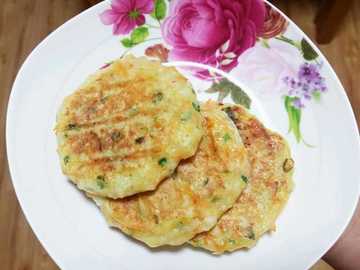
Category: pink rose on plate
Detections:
[
  {"x1": 161, "y1": 0, "x2": 265, "y2": 73},
  {"x1": 100, "y1": 0, "x2": 154, "y2": 35}
]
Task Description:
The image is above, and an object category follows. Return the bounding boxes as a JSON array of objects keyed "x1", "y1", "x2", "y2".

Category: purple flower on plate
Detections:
[
  {"x1": 100, "y1": 0, "x2": 154, "y2": 35},
  {"x1": 283, "y1": 63, "x2": 327, "y2": 108}
]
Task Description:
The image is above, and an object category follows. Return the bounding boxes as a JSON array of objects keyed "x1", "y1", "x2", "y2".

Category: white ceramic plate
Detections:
[{"x1": 7, "y1": 1, "x2": 360, "y2": 269}]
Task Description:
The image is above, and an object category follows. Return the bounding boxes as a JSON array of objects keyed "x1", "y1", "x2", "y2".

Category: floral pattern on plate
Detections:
[{"x1": 99, "y1": 0, "x2": 328, "y2": 144}]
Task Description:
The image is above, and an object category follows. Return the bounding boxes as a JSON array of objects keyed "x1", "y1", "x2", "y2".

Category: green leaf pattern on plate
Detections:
[
  {"x1": 206, "y1": 78, "x2": 251, "y2": 109},
  {"x1": 284, "y1": 96, "x2": 302, "y2": 142},
  {"x1": 120, "y1": 27, "x2": 150, "y2": 48},
  {"x1": 301, "y1": 38, "x2": 319, "y2": 61},
  {"x1": 151, "y1": 0, "x2": 167, "y2": 20}
]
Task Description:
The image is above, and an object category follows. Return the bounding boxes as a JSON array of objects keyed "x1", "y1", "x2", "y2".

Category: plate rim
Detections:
[
  {"x1": 264, "y1": 3, "x2": 360, "y2": 269},
  {"x1": 5, "y1": 1, "x2": 360, "y2": 269}
]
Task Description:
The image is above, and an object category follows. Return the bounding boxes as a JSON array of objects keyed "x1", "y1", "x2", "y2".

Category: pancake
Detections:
[
  {"x1": 92, "y1": 101, "x2": 251, "y2": 247},
  {"x1": 55, "y1": 55, "x2": 204, "y2": 199},
  {"x1": 190, "y1": 104, "x2": 294, "y2": 254}
]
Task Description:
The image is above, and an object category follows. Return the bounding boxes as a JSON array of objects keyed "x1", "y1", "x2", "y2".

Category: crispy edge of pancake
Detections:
[
  {"x1": 90, "y1": 101, "x2": 251, "y2": 247},
  {"x1": 189, "y1": 104, "x2": 294, "y2": 254}
]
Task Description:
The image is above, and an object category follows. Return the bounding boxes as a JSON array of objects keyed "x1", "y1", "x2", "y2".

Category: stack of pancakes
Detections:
[{"x1": 55, "y1": 55, "x2": 294, "y2": 254}]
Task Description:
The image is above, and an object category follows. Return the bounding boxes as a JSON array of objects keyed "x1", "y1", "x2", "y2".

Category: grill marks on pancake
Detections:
[
  {"x1": 60, "y1": 87, "x2": 170, "y2": 164},
  {"x1": 66, "y1": 127, "x2": 164, "y2": 163},
  {"x1": 65, "y1": 83, "x2": 159, "y2": 128}
]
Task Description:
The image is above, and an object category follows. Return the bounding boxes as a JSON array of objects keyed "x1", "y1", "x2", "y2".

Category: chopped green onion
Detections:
[
  {"x1": 158, "y1": 157, "x2": 167, "y2": 167},
  {"x1": 153, "y1": 92, "x2": 164, "y2": 103},
  {"x1": 63, "y1": 155, "x2": 70, "y2": 165},
  {"x1": 96, "y1": 175, "x2": 106, "y2": 189},
  {"x1": 228, "y1": 239, "x2": 236, "y2": 245},
  {"x1": 192, "y1": 102, "x2": 200, "y2": 112},
  {"x1": 223, "y1": 133, "x2": 231, "y2": 142},
  {"x1": 241, "y1": 175, "x2": 248, "y2": 183}
]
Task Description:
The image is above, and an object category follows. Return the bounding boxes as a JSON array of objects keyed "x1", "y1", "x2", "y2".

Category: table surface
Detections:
[{"x1": 0, "y1": 0, "x2": 359, "y2": 269}]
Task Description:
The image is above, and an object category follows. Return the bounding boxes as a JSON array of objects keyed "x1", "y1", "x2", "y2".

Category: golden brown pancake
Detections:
[
  {"x1": 92, "y1": 102, "x2": 251, "y2": 247},
  {"x1": 55, "y1": 55, "x2": 203, "y2": 199},
  {"x1": 190, "y1": 104, "x2": 294, "y2": 254}
]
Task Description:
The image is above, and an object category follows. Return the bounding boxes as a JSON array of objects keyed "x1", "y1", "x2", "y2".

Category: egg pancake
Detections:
[
  {"x1": 190, "y1": 104, "x2": 294, "y2": 254},
  {"x1": 92, "y1": 102, "x2": 251, "y2": 247},
  {"x1": 55, "y1": 55, "x2": 203, "y2": 199}
]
